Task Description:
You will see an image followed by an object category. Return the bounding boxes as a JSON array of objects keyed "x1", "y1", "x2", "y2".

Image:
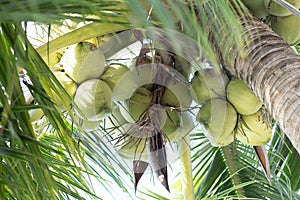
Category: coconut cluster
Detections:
[
  {"x1": 37, "y1": 40, "x2": 272, "y2": 151},
  {"x1": 191, "y1": 68, "x2": 272, "y2": 147},
  {"x1": 241, "y1": 0, "x2": 300, "y2": 45},
  {"x1": 107, "y1": 62, "x2": 195, "y2": 160},
  {"x1": 50, "y1": 43, "x2": 196, "y2": 161}
]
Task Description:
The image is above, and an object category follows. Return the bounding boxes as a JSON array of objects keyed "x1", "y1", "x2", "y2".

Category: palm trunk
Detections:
[{"x1": 207, "y1": 7, "x2": 300, "y2": 154}]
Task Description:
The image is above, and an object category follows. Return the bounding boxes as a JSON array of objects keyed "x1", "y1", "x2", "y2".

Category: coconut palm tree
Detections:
[{"x1": 0, "y1": 0, "x2": 299, "y2": 199}]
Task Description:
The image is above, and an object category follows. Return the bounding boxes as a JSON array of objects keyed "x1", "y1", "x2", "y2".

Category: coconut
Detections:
[
  {"x1": 103, "y1": 105, "x2": 129, "y2": 138},
  {"x1": 167, "y1": 111, "x2": 194, "y2": 142},
  {"x1": 117, "y1": 135, "x2": 148, "y2": 161},
  {"x1": 242, "y1": 0, "x2": 269, "y2": 18},
  {"x1": 174, "y1": 55, "x2": 192, "y2": 79},
  {"x1": 73, "y1": 79, "x2": 113, "y2": 121},
  {"x1": 160, "y1": 108, "x2": 181, "y2": 136},
  {"x1": 236, "y1": 109, "x2": 272, "y2": 146},
  {"x1": 61, "y1": 42, "x2": 106, "y2": 84},
  {"x1": 46, "y1": 51, "x2": 64, "y2": 69},
  {"x1": 161, "y1": 78, "x2": 192, "y2": 110},
  {"x1": 29, "y1": 108, "x2": 44, "y2": 122},
  {"x1": 53, "y1": 71, "x2": 77, "y2": 97},
  {"x1": 264, "y1": 0, "x2": 300, "y2": 17},
  {"x1": 119, "y1": 87, "x2": 152, "y2": 123},
  {"x1": 196, "y1": 98, "x2": 237, "y2": 146},
  {"x1": 100, "y1": 63, "x2": 130, "y2": 91},
  {"x1": 51, "y1": 71, "x2": 77, "y2": 109},
  {"x1": 111, "y1": 69, "x2": 139, "y2": 101},
  {"x1": 226, "y1": 78, "x2": 262, "y2": 115},
  {"x1": 133, "y1": 64, "x2": 157, "y2": 86},
  {"x1": 190, "y1": 68, "x2": 228, "y2": 105},
  {"x1": 74, "y1": 116, "x2": 102, "y2": 132},
  {"x1": 270, "y1": 14, "x2": 300, "y2": 45}
]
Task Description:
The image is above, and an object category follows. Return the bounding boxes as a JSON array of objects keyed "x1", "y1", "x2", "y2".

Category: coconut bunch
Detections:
[
  {"x1": 112, "y1": 62, "x2": 194, "y2": 151},
  {"x1": 191, "y1": 68, "x2": 237, "y2": 146},
  {"x1": 241, "y1": 0, "x2": 300, "y2": 45},
  {"x1": 191, "y1": 68, "x2": 272, "y2": 147},
  {"x1": 54, "y1": 41, "x2": 195, "y2": 152},
  {"x1": 106, "y1": 47, "x2": 196, "y2": 192},
  {"x1": 52, "y1": 42, "x2": 113, "y2": 130},
  {"x1": 192, "y1": 71, "x2": 272, "y2": 182},
  {"x1": 226, "y1": 78, "x2": 272, "y2": 146}
]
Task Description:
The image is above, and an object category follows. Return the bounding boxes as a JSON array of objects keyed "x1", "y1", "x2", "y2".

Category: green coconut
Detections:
[
  {"x1": 236, "y1": 109, "x2": 272, "y2": 146},
  {"x1": 242, "y1": 0, "x2": 269, "y2": 18},
  {"x1": 61, "y1": 42, "x2": 106, "y2": 84},
  {"x1": 174, "y1": 55, "x2": 192, "y2": 79},
  {"x1": 160, "y1": 108, "x2": 181, "y2": 136},
  {"x1": 51, "y1": 71, "x2": 77, "y2": 109},
  {"x1": 133, "y1": 64, "x2": 157, "y2": 86},
  {"x1": 196, "y1": 98, "x2": 237, "y2": 146},
  {"x1": 190, "y1": 68, "x2": 228, "y2": 105},
  {"x1": 74, "y1": 79, "x2": 113, "y2": 121},
  {"x1": 270, "y1": 14, "x2": 300, "y2": 45},
  {"x1": 111, "y1": 69, "x2": 139, "y2": 101},
  {"x1": 74, "y1": 116, "x2": 102, "y2": 132},
  {"x1": 104, "y1": 105, "x2": 129, "y2": 137},
  {"x1": 117, "y1": 135, "x2": 148, "y2": 161},
  {"x1": 100, "y1": 63, "x2": 130, "y2": 90},
  {"x1": 226, "y1": 78, "x2": 262, "y2": 115},
  {"x1": 264, "y1": 0, "x2": 300, "y2": 16},
  {"x1": 119, "y1": 87, "x2": 152, "y2": 123},
  {"x1": 161, "y1": 78, "x2": 192, "y2": 110},
  {"x1": 53, "y1": 71, "x2": 77, "y2": 97},
  {"x1": 167, "y1": 111, "x2": 194, "y2": 142},
  {"x1": 29, "y1": 108, "x2": 44, "y2": 122},
  {"x1": 46, "y1": 51, "x2": 64, "y2": 69}
]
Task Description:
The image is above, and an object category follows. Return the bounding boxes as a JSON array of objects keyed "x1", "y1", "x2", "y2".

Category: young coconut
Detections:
[
  {"x1": 117, "y1": 136, "x2": 148, "y2": 161},
  {"x1": 46, "y1": 51, "x2": 64, "y2": 69},
  {"x1": 190, "y1": 68, "x2": 228, "y2": 106},
  {"x1": 111, "y1": 69, "x2": 139, "y2": 101},
  {"x1": 174, "y1": 55, "x2": 192, "y2": 80},
  {"x1": 196, "y1": 98, "x2": 237, "y2": 146},
  {"x1": 158, "y1": 108, "x2": 181, "y2": 138},
  {"x1": 100, "y1": 63, "x2": 130, "y2": 90},
  {"x1": 52, "y1": 71, "x2": 77, "y2": 102},
  {"x1": 226, "y1": 78, "x2": 262, "y2": 115},
  {"x1": 270, "y1": 14, "x2": 300, "y2": 45},
  {"x1": 29, "y1": 108, "x2": 44, "y2": 122},
  {"x1": 241, "y1": 0, "x2": 269, "y2": 18},
  {"x1": 236, "y1": 109, "x2": 272, "y2": 146},
  {"x1": 133, "y1": 64, "x2": 158, "y2": 87},
  {"x1": 73, "y1": 79, "x2": 113, "y2": 121},
  {"x1": 119, "y1": 87, "x2": 152, "y2": 123},
  {"x1": 115, "y1": 123, "x2": 148, "y2": 161},
  {"x1": 104, "y1": 105, "x2": 129, "y2": 137},
  {"x1": 167, "y1": 111, "x2": 194, "y2": 142},
  {"x1": 161, "y1": 77, "x2": 192, "y2": 110},
  {"x1": 264, "y1": 0, "x2": 300, "y2": 17},
  {"x1": 60, "y1": 42, "x2": 106, "y2": 84},
  {"x1": 74, "y1": 116, "x2": 102, "y2": 132}
]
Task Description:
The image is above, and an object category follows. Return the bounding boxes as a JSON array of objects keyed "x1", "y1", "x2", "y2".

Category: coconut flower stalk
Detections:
[{"x1": 131, "y1": 44, "x2": 175, "y2": 192}]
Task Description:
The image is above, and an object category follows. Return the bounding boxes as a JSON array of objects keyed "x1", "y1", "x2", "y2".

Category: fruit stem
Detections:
[
  {"x1": 37, "y1": 22, "x2": 129, "y2": 62},
  {"x1": 179, "y1": 135, "x2": 194, "y2": 200}
]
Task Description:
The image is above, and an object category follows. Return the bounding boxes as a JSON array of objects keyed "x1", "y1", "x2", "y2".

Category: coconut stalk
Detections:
[
  {"x1": 36, "y1": 22, "x2": 131, "y2": 65},
  {"x1": 178, "y1": 134, "x2": 194, "y2": 199}
]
